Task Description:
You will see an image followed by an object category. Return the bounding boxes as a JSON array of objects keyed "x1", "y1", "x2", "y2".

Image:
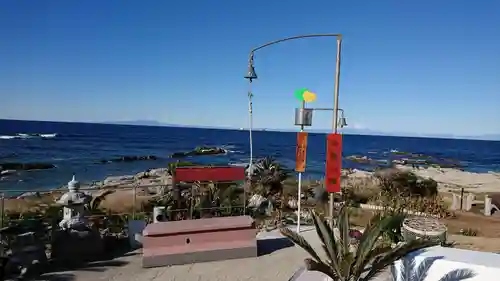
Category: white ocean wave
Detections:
[{"x1": 0, "y1": 133, "x2": 58, "y2": 140}]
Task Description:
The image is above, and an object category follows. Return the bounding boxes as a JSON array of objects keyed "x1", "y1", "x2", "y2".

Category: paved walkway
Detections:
[{"x1": 35, "y1": 227, "x2": 320, "y2": 281}]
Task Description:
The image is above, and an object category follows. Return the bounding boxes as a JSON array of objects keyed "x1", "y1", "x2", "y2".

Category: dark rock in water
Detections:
[
  {"x1": 346, "y1": 155, "x2": 373, "y2": 164},
  {"x1": 390, "y1": 150, "x2": 412, "y2": 155},
  {"x1": 170, "y1": 147, "x2": 227, "y2": 158},
  {"x1": 0, "y1": 162, "x2": 56, "y2": 171},
  {"x1": 98, "y1": 155, "x2": 158, "y2": 164}
]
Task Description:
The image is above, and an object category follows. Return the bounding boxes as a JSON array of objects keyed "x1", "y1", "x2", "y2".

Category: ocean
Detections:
[{"x1": 1, "y1": 119, "x2": 499, "y2": 192}]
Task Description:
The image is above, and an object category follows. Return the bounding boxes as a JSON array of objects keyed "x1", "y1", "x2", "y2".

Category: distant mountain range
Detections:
[
  {"x1": 106, "y1": 120, "x2": 176, "y2": 127},
  {"x1": 307, "y1": 128, "x2": 500, "y2": 141},
  {"x1": 102, "y1": 120, "x2": 234, "y2": 130},
  {"x1": 103, "y1": 120, "x2": 500, "y2": 141}
]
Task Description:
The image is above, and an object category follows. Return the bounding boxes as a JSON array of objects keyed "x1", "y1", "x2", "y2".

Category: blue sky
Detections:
[{"x1": 1, "y1": 0, "x2": 499, "y2": 136}]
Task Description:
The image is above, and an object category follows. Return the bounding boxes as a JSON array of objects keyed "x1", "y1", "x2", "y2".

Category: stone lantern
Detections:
[
  {"x1": 52, "y1": 175, "x2": 104, "y2": 262},
  {"x1": 56, "y1": 175, "x2": 91, "y2": 230}
]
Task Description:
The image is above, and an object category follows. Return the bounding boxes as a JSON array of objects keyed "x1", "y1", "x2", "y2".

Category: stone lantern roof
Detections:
[
  {"x1": 56, "y1": 175, "x2": 91, "y2": 206},
  {"x1": 68, "y1": 175, "x2": 80, "y2": 191}
]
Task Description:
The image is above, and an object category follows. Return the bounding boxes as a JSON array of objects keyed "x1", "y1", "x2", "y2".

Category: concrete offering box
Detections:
[{"x1": 142, "y1": 215, "x2": 257, "y2": 268}]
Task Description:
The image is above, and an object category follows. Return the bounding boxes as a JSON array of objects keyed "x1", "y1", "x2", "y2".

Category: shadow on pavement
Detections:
[
  {"x1": 257, "y1": 237, "x2": 294, "y2": 256},
  {"x1": 47, "y1": 259, "x2": 130, "y2": 274}
]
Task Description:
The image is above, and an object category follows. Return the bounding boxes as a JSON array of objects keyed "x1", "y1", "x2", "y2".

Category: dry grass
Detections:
[
  {"x1": 1, "y1": 189, "x2": 153, "y2": 215},
  {"x1": 449, "y1": 235, "x2": 500, "y2": 252},
  {"x1": 3, "y1": 191, "x2": 63, "y2": 214},
  {"x1": 348, "y1": 208, "x2": 500, "y2": 238},
  {"x1": 347, "y1": 208, "x2": 500, "y2": 252},
  {"x1": 98, "y1": 189, "x2": 154, "y2": 213},
  {"x1": 350, "y1": 209, "x2": 500, "y2": 253}
]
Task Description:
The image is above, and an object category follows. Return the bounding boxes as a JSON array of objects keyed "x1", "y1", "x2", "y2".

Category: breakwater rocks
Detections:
[
  {"x1": 345, "y1": 150, "x2": 462, "y2": 169},
  {"x1": 1, "y1": 157, "x2": 160, "y2": 181},
  {"x1": 0, "y1": 162, "x2": 56, "y2": 172},
  {"x1": 1, "y1": 156, "x2": 159, "y2": 176},
  {"x1": 170, "y1": 147, "x2": 227, "y2": 158},
  {"x1": 97, "y1": 155, "x2": 158, "y2": 164}
]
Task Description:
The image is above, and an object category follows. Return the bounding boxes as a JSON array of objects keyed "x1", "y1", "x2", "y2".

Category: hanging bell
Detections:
[
  {"x1": 244, "y1": 64, "x2": 258, "y2": 81},
  {"x1": 338, "y1": 117, "x2": 348, "y2": 128}
]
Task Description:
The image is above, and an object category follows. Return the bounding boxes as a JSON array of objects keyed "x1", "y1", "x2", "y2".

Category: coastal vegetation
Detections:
[
  {"x1": 280, "y1": 206, "x2": 438, "y2": 281},
  {"x1": 0, "y1": 156, "x2": 488, "y2": 229},
  {"x1": 0, "y1": 153, "x2": 499, "y2": 278}
]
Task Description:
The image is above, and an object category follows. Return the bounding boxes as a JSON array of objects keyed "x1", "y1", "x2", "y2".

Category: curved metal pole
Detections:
[
  {"x1": 330, "y1": 37, "x2": 342, "y2": 229},
  {"x1": 249, "y1": 34, "x2": 342, "y2": 56},
  {"x1": 245, "y1": 33, "x2": 343, "y2": 228},
  {"x1": 245, "y1": 82, "x2": 253, "y2": 215}
]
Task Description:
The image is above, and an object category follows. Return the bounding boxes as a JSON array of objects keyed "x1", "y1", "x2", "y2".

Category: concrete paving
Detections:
[
  {"x1": 35, "y1": 226, "x2": 321, "y2": 281},
  {"x1": 31, "y1": 225, "x2": 395, "y2": 281}
]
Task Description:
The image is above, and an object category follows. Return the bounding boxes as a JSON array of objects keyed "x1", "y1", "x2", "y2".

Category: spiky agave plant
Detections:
[
  {"x1": 279, "y1": 206, "x2": 438, "y2": 281},
  {"x1": 390, "y1": 256, "x2": 476, "y2": 281}
]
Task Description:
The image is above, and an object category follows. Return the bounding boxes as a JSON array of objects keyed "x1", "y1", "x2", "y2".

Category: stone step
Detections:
[
  {"x1": 142, "y1": 239, "x2": 257, "y2": 268},
  {"x1": 141, "y1": 215, "x2": 258, "y2": 267},
  {"x1": 142, "y1": 227, "x2": 255, "y2": 248}
]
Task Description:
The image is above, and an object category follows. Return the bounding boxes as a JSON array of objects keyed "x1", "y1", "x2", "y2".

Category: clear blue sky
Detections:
[{"x1": 1, "y1": 0, "x2": 499, "y2": 136}]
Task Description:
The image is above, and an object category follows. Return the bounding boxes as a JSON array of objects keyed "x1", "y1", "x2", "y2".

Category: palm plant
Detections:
[
  {"x1": 251, "y1": 157, "x2": 290, "y2": 196},
  {"x1": 390, "y1": 256, "x2": 476, "y2": 281},
  {"x1": 279, "y1": 206, "x2": 438, "y2": 281},
  {"x1": 250, "y1": 157, "x2": 291, "y2": 226}
]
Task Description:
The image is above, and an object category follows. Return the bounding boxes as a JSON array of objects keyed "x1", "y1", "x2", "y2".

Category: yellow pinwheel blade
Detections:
[{"x1": 303, "y1": 91, "x2": 317, "y2": 103}]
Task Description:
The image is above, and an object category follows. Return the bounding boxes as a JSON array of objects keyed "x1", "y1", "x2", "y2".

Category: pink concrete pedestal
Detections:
[{"x1": 142, "y1": 216, "x2": 257, "y2": 268}]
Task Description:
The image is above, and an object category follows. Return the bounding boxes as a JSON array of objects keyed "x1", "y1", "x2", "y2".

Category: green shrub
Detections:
[
  {"x1": 341, "y1": 177, "x2": 380, "y2": 205},
  {"x1": 375, "y1": 169, "x2": 438, "y2": 197}
]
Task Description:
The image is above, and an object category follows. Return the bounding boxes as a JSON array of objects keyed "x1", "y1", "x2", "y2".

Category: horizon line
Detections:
[{"x1": 0, "y1": 118, "x2": 499, "y2": 142}]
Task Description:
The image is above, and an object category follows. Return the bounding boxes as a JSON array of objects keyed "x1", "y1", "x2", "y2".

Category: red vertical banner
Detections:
[
  {"x1": 295, "y1": 132, "x2": 308, "y2": 172},
  {"x1": 325, "y1": 133, "x2": 343, "y2": 193}
]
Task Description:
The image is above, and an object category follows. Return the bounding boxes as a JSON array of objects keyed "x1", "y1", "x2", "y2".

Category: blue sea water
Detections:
[{"x1": 1, "y1": 119, "x2": 499, "y2": 191}]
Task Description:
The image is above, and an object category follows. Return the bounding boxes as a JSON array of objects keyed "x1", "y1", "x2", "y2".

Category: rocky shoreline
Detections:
[
  {"x1": 6, "y1": 156, "x2": 500, "y2": 199},
  {"x1": 1, "y1": 162, "x2": 499, "y2": 220},
  {"x1": 15, "y1": 164, "x2": 500, "y2": 198}
]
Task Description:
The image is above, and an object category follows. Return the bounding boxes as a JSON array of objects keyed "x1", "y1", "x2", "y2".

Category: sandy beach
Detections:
[
  {"x1": 347, "y1": 165, "x2": 500, "y2": 194},
  {"x1": 395, "y1": 165, "x2": 500, "y2": 193}
]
